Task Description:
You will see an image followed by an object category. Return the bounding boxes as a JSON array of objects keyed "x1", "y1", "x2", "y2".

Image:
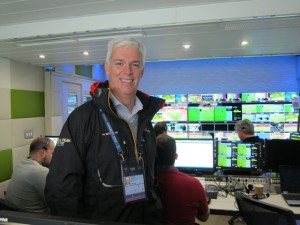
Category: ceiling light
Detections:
[
  {"x1": 83, "y1": 51, "x2": 89, "y2": 56},
  {"x1": 183, "y1": 44, "x2": 191, "y2": 49},
  {"x1": 241, "y1": 41, "x2": 249, "y2": 46},
  {"x1": 39, "y1": 54, "x2": 45, "y2": 59}
]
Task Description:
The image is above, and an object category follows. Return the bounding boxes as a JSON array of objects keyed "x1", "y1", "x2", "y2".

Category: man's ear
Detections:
[
  {"x1": 175, "y1": 153, "x2": 178, "y2": 160},
  {"x1": 104, "y1": 63, "x2": 110, "y2": 77}
]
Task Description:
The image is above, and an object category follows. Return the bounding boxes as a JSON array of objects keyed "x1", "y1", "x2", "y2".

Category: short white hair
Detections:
[{"x1": 105, "y1": 36, "x2": 146, "y2": 69}]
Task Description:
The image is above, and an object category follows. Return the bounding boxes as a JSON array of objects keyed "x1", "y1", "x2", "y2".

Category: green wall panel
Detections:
[
  {"x1": 11, "y1": 89, "x2": 45, "y2": 119},
  {"x1": 0, "y1": 149, "x2": 13, "y2": 182}
]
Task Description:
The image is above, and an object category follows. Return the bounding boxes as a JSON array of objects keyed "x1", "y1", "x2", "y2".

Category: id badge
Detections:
[{"x1": 121, "y1": 157, "x2": 147, "y2": 204}]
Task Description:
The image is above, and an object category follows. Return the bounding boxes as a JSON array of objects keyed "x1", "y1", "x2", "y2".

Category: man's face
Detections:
[
  {"x1": 105, "y1": 46, "x2": 144, "y2": 98},
  {"x1": 42, "y1": 141, "x2": 55, "y2": 167},
  {"x1": 237, "y1": 130, "x2": 245, "y2": 141}
]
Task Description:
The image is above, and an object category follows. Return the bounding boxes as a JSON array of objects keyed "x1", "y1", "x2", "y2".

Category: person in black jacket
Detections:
[
  {"x1": 234, "y1": 119, "x2": 262, "y2": 142},
  {"x1": 45, "y1": 37, "x2": 164, "y2": 224}
]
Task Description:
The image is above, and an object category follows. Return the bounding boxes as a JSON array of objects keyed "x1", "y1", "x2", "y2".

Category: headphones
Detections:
[{"x1": 41, "y1": 139, "x2": 50, "y2": 150}]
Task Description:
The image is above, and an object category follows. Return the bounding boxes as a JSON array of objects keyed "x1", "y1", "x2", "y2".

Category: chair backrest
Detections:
[
  {"x1": 0, "y1": 198, "x2": 17, "y2": 211},
  {"x1": 234, "y1": 191, "x2": 297, "y2": 225}
]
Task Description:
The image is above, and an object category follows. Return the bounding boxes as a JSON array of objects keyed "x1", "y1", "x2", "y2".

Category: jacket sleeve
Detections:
[{"x1": 45, "y1": 107, "x2": 89, "y2": 218}]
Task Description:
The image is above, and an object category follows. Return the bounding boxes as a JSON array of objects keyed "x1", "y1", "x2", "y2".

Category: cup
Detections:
[{"x1": 254, "y1": 184, "x2": 264, "y2": 196}]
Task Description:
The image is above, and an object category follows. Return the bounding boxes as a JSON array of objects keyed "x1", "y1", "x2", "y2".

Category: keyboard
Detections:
[{"x1": 282, "y1": 193, "x2": 300, "y2": 200}]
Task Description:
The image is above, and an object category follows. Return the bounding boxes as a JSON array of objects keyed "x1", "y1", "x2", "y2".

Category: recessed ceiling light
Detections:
[
  {"x1": 183, "y1": 44, "x2": 191, "y2": 49},
  {"x1": 83, "y1": 51, "x2": 89, "y2": 55},
  {"x1": 241, "y1": 41, "x2": 249, "y2": 46},
  {"x1": 39, "y1": 54, "x2": 45, "y2": 59}
]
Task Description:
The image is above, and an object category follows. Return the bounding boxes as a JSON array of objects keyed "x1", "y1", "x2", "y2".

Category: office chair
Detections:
[
  {"x1": 0, "y1": 198, "x2": 16, "y2": 211},
  {"x1": 234, "y1": 191, "x2": 296, "y2": 225}
]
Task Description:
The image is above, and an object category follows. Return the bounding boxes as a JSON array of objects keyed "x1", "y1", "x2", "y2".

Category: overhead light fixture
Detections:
[
  {"x1": 83, "y1": 51, "x2": 89, "y2": 56},
  {"x1": 12, "y1": 29, "x2": 145, "y2": 47},
  {"x1": 76, "y1": 30, "x2": 144, "y2": 42},
  {"x1": 39, "y1": 54, "x2": 46, "y2": 59},
  {"x1": 16, "y1": 39, "x2": 76, "y2": 47},
  {"x1": 183, "y1": 44, "x2": 191, "y2": 49},
  {"x1": 241, "y1": 41, "x2": 249, "y2": 46}
]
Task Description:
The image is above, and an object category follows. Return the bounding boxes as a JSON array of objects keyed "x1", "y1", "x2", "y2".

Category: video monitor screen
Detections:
[
  {"x1": 265, "y1": 139, "x2": 300, "y2": 172},
  {"x1": 284, "y1": 124, "x2": 297, "y2": 132},
  {"x1": 290, "y1": 132, "x2": 300, "y2": 140},
  {"x1": 269, "y1": 92, "x2": 285, "y2": 101},
  {"x1": 242, "y1": 92, "x2": 269, "y2": 102},
  {"x1": 201, "y1": 94, "x2": 214, "y2": 101},
  {"x1": 269, "y1": 132, "x2": 289, "y2": 140},
  {"x1": 45, "y1": 136, "x2": 59, "y2": 146},
  {"x1": 162, "y1": 106, "x2": 187, "y2": 121},
  {"x1": 175, "y1": 138, "x2": 214, "y2": 174},
  {"x1": 216, "y1": 141, "x2": 264, "y2": 174},
  {"x1": 188, "y1": 106, "x2": 214, "y2": 122},
  {"x1": 227, "y1": 93, "x2": 241, "y2": 101},
  {"x1": 285, "y1": 92, "x2": 299, "y2": 101},
  {"x1": 175, "y1": 94, "x2": 188, "y2": 104},
  {"x1": 214, "y1": 93, "x2": 226, "y2": 102},
  {"x1": 254, "y1": 124, "x2": 271, "y2": 132},
  {"x1": 188, "y1": 94, "x2": 202, "y2": 103},
  {"x1": 285, "y1": 113, "x2": 298, "y2": 122},
  {"x1": 161, "y1": 94, "x2": 175, "y2": 104},
  {"x1": 166, "y1": 122, "x2": 188, "y2": 139},
  {"x1": 214, "y1": 104, "x2": 242, "y2": 122},
  {"x1": 152, "y1": 109, "x2": 163, "y2": 122}
]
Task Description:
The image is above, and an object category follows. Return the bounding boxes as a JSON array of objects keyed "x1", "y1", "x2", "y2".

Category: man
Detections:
[
  {"x1": 234, "y1": 119, "x2": 262, "y2": 142},
  {"x1": 5, "y1": 136, "x2": 55, "y2": 213},
  {"x1": 154, "y1": 122, "x2": 168, "y2": 137},
  {"x1": 45, "y1": 37, "x2": 164, "y2": 224},
  {"x1": 156, "y1": 134, "x2": 210, "y2": 225}
]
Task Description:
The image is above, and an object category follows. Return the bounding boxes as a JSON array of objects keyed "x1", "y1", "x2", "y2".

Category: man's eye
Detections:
[{"x1": 132, "y1": 63, "x2": 140, "y2": 68}]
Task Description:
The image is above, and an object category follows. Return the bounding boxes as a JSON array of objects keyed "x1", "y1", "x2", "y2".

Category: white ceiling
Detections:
[{"x1": 0, "y1": 0, "x2": 300, "y2": 67}]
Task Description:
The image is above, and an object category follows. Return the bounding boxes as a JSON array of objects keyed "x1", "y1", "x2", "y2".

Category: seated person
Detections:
[
  {"x1": 156, "y1": 134, "x2": 209, "y2": 225},
  {"x1": 154, "y1": 122, "x2": 168, "y2": 137},
  {"x1": 234, "y1": 119, "x2": 262, "y2": 143},
  {"x1": 5, "y1": 136, "x2": 55, "y2": 213}
]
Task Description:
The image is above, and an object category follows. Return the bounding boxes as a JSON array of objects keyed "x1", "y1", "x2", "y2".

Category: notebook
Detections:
[{"x1": 279, "y1": 165, "x2": 300, "y2": 206}]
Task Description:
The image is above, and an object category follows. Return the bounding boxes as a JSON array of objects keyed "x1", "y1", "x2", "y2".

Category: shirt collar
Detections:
[{"x1": 110, "y1": 93, "x2": 143, "y2": 115}]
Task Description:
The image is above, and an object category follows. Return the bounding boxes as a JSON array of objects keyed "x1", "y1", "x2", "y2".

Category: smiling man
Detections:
[{"x1": 45, "y1": 37, "x2": 165, "y2": 224}]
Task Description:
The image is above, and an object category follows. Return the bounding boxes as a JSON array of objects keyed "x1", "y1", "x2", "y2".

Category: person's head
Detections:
[
  {"x1": 156, "y1": 134, "x2": 177, "y2": 166},
  {"x1": 154, "y1": 122, "x2": 168, "y2": 136},
  {"x1": 234, "y1": 119, "x2": 255, "y2": 141},
  {"x1": 105, "y1": 37, "x2": 145, "y2": 100},
  {"x1": 29, "y1": 137, "x2": 55, "y2": 167}
]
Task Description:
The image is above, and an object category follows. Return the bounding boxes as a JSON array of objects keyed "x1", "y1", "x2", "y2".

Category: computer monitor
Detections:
[
  {"x1": 265, "y1": 139, "x2": 300, "y2": 172},
  {"x1": 216, "y1": 140, "x2": 264, "y2": 175},
  {"x1": 290, "y1": 132, "x2": 300, "y2": 140},
  {"x1": 174, "y1": 138, "x2": 214, "y2": 175},
  {"x1": 45, "y1": 136, "x2": 59, "y2": 146}
]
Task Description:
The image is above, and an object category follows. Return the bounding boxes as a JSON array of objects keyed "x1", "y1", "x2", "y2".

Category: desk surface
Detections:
[{"x1": 209, "y1": 193, "x2": 300, "y2": 218}]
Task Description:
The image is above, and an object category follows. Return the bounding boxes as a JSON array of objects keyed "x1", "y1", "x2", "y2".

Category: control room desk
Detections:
[{"x1": 209, "y1": 193, "x2": 300, "y2": 219}]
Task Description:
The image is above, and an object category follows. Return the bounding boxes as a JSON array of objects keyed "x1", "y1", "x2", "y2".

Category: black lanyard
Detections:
[
  {"x1": 99, "y1": 108, "x2": 144, "y2": 160},
  {"x1": 99, "y1": 108, "x2": 124, "y2": 160}
]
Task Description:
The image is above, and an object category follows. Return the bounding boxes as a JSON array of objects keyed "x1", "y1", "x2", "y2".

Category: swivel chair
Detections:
[{"x1": 234, "y1": 191, "x2": 296, "y2": 225}]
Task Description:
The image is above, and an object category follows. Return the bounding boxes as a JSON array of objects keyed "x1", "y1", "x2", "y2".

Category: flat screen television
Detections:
[
  {"x1": 265, "y1": 139, "x2": 300, "y2": 172},
  {"x1": 174, "y1": 138, "x2": 215, "y2": 175},
  {"x1": 216, "y1": 140, "x2": 264, "y2": 175},
  {"x1": 45, "y1": 136, "x2": 59, "y2": 146}
]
